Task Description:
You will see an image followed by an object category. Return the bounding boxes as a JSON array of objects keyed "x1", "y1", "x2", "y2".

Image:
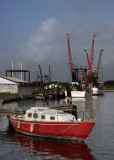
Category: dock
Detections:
[
  {"x1": 0, "y1": 104, "x2": 77, "y2": 117},
  {"x1": 0, "y1": 109, "x2": 25, "y2": 116}
]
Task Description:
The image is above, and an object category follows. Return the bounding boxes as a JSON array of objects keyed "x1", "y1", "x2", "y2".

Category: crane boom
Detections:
[
  {"x1": 38, "y1": 63, "x2": 43, "y2": 82},
  {"x1": 84, "y1": 48, "x2": 90, "y2": 66},
  {"x1": 89, "y1": 33, "x2": 96, "y2": 79},
  {"x1": 96, "y1": 49, "x2": 104, "y2": 80},
  {"x1": 90, "y1": 33, "x2": 96, "y2": 68},
  {"x1": 67, "y1": 33, "x2": 73, "y2": 75}
]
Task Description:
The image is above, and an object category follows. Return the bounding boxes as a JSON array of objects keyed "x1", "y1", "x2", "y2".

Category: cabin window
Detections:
[
  {"x1": 41, "y1": 115, "x2": 45, "y2": 119},
  {"x1": 50, "y1": 116, "x2": 55, "y2": 120},
  {"x1": 28, "y1": 113, "x2": 32, "y2": 118},
  {"x1": 33, "y1": 113, "x2": 38, "y2": 118}
]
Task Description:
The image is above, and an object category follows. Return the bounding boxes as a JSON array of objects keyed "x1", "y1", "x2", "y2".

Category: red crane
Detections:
[
  {"x1": 89, "y1": 33, "x2": 96, "y2": 79},
  {"x1": 67, "y1": 33, "x2": 73, "y2": 76},
  {"x1": 85, "y1": 34, "x2": 104, "y2": 86},
  {"x1": 66, "y1": 33, "x2": 88, "y2": 86},
  {"x1": 84, "y1": 33, "x2": 96, "y2": 81},
  {"x1": 96, "y1": 49, "x2": 104, "y2": 80}
]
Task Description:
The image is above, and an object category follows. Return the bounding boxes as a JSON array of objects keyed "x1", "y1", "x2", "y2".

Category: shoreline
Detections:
[
  {"x1": 1, "y1": 95, "x2": 34, "y2": 104},
  {"x1": 105, "y1": 90, "x2": 114, "y2": 92},
  {"x1": 0, "y1": 90, "x2": 114, "y2": 104}
]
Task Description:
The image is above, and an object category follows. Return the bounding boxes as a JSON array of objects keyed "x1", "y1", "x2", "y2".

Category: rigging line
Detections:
[
  {"x1": 55, "y1": 123, "x2": 78, "y2": 136},
  {"x1": 48, "y1": 62, "x2": 57, "y2": 81},
  {"x1": 50, "y1": 68, "x2": 57, "y2": 81},
  {"x1": 100, "y1": 56, "x2": 103, "y2": 81},
  {"x1": 102, "y1": 59, "x2": 104, "y2": 81}
]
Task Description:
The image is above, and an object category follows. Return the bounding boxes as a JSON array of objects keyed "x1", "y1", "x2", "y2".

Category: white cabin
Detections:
[{"x1": 24, "y1": 107, "x2": 76, "y2": 122}]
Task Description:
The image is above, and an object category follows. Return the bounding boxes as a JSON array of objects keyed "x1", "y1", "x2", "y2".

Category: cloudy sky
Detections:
[{"x1": 0, "y1": 0, "x2": 114, "y2": 82}]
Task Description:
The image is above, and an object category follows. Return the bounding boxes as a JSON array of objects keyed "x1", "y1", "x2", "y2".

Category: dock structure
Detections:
[
  {"x1": 6, "y1": 70, "x2": 30, "y2": 83},
  {"x1": 0, "y1": 109, "x2": 25, "y2": 117},
  {"x1": 0, "y1": 104, "x2": 77, "y2": 117},
  {"x1": 49, "y1": 103, "x2": 77, "y2": 111}
]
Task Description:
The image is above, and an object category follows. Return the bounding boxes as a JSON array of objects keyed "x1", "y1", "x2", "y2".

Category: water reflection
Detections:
[
  {"x1": 1, "y1": 93, "x2": 114, "y2": 159},
  {"x1": 2, "y1": 99, "x2": 65, "y2": 110},
  {"x1": 2, "y1": 102, "x2": 19, "y2": 110},
  {"x1": 0, "y1": 116, "x2": 9, "y2": 132},
  {"x1": 11, "y1": 133, "x2": 95, "y2": 160},
  {"x1": 2, "y1": 98, "x2": 96, "y2": 113}
]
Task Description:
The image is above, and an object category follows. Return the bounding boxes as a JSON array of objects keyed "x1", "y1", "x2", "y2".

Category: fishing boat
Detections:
[
  {"x1": 9, "y1": 106, "x2": 95, "y2": 141},
  {"x1": 66, "y1": 33, "x2": 92, "y2": 98},
  {"x1": 65, "y1": 90, "x2": 91, "y2": 98},
  {"x1": 84, "y1": 34, "x2": 105, "y2": 96},
  {"x1": 65, "y1": 82, "x2": 92, "y2": 98}
]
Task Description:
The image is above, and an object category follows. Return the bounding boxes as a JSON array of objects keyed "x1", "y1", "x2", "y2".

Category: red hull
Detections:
[
  {"x1": 92, "y1": 93, "x2": 104, "y2": 96},
  {"x1": 9, "y1": 117, "x2": 95, "y2": 141}
]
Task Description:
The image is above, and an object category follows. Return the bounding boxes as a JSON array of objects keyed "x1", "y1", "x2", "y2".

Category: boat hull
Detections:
[
  {"x1": 9, "y1": 117, "x2": 95, "y2": 141},
  {"x1": 65, "y1": 90, "x2": 91, "y2": 98},
  {"x1": 92, "y1": 87, "x2": 105, "y2": 96}
]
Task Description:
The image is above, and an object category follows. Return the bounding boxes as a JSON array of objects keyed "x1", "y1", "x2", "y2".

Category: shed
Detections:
[
  {"x1": 0, "y1": 76, "x2": 35, "y2": 96},
  {"x1": 0, "y1": 76, "x2": 19, "y2": 93}
]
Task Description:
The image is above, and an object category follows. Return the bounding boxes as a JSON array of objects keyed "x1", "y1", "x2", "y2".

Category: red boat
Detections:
[{"x1": 9, "y1": 106, "x2": 95, "y2": 141}]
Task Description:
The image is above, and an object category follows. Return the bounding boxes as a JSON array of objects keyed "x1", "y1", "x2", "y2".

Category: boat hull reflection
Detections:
[{"x1": 11, "y1": 133, "x2": 95, "y2": 160}]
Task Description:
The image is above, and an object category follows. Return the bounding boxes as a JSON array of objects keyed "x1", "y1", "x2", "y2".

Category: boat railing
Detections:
[
  {"x1": 11, "y1": 108, "x2": 25, "y2": 117},
  {"x1": 77, "y1": 110, "x2": 96, "y2": 122}
]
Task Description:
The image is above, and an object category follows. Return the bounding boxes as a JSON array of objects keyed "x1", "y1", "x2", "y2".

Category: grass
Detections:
[
  {"x1": 105, "y1": 85, "x2": 114, "y2": 90},
  {"x1": 0, "y1": 92, "x2": 21, "y2": 99}
]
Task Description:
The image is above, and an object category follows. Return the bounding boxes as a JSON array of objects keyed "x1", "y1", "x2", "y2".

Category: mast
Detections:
[
  {"x1": 21, "y1": 57, "x2": 23, "y2": 80},
  {"x1": 38, "y1": 63, "x2": 43, "y2": 83},
  {"x1": 38, "y1": 63, "x2": 45, "y2": 95},
  {"x1": 49, "y1": 62, "x2": 51, "y2": 82},
  {"x1": 11, "y1": 56, "x2": 14, "y2": 77}
]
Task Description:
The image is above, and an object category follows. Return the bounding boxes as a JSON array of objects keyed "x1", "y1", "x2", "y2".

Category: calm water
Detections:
[{"x1": 0, "y1": 92, "x2": 114, "y2": 160}]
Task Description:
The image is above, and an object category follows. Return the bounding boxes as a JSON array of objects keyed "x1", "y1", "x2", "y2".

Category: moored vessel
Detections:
[
  {"x1": 66, "y1": 33, "x2": 92, "y2": 98},
  {"x1": 65, "y1": 82, "x2": 92, "y2": 98},
  {"x1": 65, "y1": 90, "x2": 91, "y2": 98},
  {"x1": 92, "y1": 82, "x2": 105, "y2": 96},
  {"x1": 9, "y1": 105, "x2": 95, "y2": 141},
  {"x1": 84, "y1": 34, "x2": 105, "y2": 96}
]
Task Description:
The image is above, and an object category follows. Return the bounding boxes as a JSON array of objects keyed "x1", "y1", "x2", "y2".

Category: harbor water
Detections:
[{"x1": 0, "y1": 92, "x2": 114, "y2": 160}]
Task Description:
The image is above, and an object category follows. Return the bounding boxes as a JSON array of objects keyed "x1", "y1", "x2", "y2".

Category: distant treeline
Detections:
[
  {"x1": 32, "y1": 81, "x2": 67, "y2": 86},
  {"x1": 104, "y1": 80, "x2": 114, "y2": 90},
  {"x1": 32, "y1": 80, "x2": 114, "y2": 86},
  {"x1": 104, "y1": 80, "x2": 114, "y2": 85}
]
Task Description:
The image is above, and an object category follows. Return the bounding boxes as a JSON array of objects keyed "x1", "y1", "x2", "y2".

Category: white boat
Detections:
[
  {"x1": 92, "y1": 82, "x2": 105, "y2": 96},
  {"x1": 65, "y1": 82, "x2": 92, "y2": 98},
  {"x1": 92, "y1": 87, "x2": 105, "y2": 96},
  {"x1": 65, "y1": 90, "x2": 91, "y2": 98}
]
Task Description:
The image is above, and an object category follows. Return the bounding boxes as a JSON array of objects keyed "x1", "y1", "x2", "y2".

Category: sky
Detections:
[{"x1": 0, "y1": 0, "x2": 114, "y2": 82}]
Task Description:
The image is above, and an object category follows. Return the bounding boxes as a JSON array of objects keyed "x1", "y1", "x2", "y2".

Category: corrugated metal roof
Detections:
[
  {"x1": 0, "y1": 76, "x2": 27, "y2": 84},
  {"x1": 0, "y1": 77, "x2": 17, "y2": 84}
]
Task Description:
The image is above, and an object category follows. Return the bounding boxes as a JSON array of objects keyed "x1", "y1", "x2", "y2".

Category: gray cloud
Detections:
[
  {"x1": 14, "y1": 16, "x2": 114, "y2": 82},
  {"x1": 15, "y1": 18, "x2": 68, "y2": 81}
]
